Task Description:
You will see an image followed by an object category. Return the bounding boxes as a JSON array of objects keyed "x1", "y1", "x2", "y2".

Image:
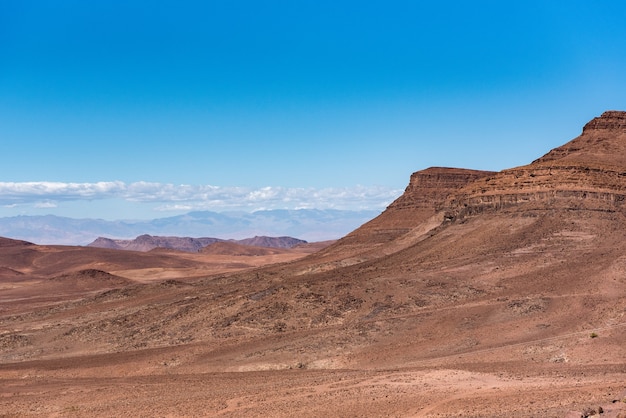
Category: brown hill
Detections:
[
  {"x1": 1, "y1": 112, "x2": 626, "y2": 417},
  {"x1": 49, "y1": 268, "x2": 132, "y2": 287},
  {"x1": 0, "y1": 236, "x2": 33, "y2": 247},
  {"x1": 0, "y1": 240, "x2": 202, "y2": 279},
  {"x1": 14, "y1": 269, "x2": 136, "y2": 298},
  {"x1": 0, "y1": 234, "x2": 315, "y2": 293}
]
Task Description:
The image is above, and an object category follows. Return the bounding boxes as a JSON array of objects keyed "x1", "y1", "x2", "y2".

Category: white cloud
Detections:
[
  {"x1": 0, "y1": 181, "x2": 126, "y2": 200},
  {"x1": 34, "y1": 201, "x2": 58, "y2": 208},
  {"x1": 0, "y1": 181, "x2": 402, "y2": 212}
]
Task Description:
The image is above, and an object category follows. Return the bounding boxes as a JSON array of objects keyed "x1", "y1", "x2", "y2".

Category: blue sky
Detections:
[{"x1": 2, "y1": 1, "x2": 626, "y2": 219}]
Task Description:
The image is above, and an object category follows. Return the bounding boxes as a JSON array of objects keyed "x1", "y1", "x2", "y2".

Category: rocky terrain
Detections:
[{"x1": 1, "y1": 111, "x2": 626, "y2": 417}]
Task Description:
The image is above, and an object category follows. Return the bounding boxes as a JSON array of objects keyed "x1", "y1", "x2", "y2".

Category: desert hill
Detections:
[
  {"x1": 0, "y1": 237, "x2": 203, "y2": 279},
  {"x1": 0, "y1": 236, "x2": 319, "y2": 315},
  {"x1": 0, "y1": 236, "x2": 32, "y2": 247},
  {"x1": 2, "y1": 111, "x2": 626, "y2": 417}
]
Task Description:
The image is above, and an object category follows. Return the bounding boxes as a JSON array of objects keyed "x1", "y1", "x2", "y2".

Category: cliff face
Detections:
[
  {"x1": 337, "y1": 167, "x2": 494, "y2": 246},
  {"x1": 387, "y1": 167, "x2": 496, "y2": 211}
]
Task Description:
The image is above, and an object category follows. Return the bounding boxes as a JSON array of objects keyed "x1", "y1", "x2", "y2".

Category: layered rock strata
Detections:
[
  {"x1": 450, "y1": 111, "x2": 626, "y2": 216},
  {"x1": 340, "y1": 167, "x2": 494, "y2": 246}
]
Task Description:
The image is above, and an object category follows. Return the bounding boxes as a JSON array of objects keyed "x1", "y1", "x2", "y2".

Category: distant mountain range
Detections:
[
  {"x1": 88, "y1": 234, "x2": 307, "y2": 252},
  {"x1": 0, "y1": 209, "x2": 380, "y2": 245}
]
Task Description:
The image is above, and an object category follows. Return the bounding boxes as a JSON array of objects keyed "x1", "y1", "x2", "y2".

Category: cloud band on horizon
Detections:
[{"x1": 0, "y1": 181, "x2": 402, "y2": 212}]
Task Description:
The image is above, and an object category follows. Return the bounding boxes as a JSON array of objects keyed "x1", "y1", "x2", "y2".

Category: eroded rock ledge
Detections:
[{"x1": 582, "y1": 110, "x2": 626, "y2": 132}]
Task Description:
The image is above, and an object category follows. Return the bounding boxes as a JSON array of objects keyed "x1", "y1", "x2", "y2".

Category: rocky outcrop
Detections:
[
  {"x1": 348, "y1": 167, "x2": 494, "y2": 241},
  {"x1": 388, "y1": 167, "x2": 496, "y2": 211},
  {"x1": 451, "y1": 166, "x2": 626, "y2": 214},
  {"x1": 582, "y1": 110, "x2": 626, "y2": 132},
  {"x1": 533, "y1": 110, "x2": 626, "y2": 168}
]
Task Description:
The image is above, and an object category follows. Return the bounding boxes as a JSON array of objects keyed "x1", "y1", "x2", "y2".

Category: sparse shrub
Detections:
[
  {"x1": 581, "y1": 406, "x2": 598, "y2": 417},
  {"x1": 273, "y1": 321, "x2": 287, "y2": 332},
  {"x1": 590, "y1": 332, "x2": 598, "y2": 338}
]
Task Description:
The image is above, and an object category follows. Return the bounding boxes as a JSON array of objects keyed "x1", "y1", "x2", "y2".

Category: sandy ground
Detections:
[{"x1": 1, "y1": 354, "x2": 625, "y2": 417}]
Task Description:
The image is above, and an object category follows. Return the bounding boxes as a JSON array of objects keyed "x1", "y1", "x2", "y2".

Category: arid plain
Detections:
[{"x1": 2, "y1": 112, "x2": 626, "y2": 417}]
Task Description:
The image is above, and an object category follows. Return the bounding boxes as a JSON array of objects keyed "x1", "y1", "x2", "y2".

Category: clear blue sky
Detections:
[{"x1": 2, "y1": 1, "x2": 626, "y2": 219}]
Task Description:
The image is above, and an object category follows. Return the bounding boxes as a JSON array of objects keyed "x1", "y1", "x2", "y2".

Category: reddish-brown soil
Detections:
[{"x1": 2, "y1": 112, "x2": 626, "y2": 417}]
